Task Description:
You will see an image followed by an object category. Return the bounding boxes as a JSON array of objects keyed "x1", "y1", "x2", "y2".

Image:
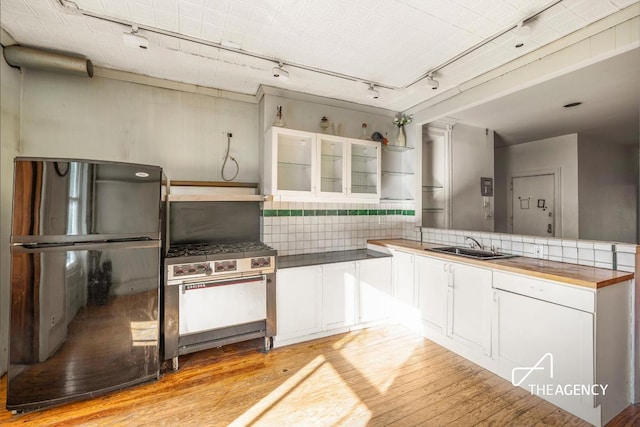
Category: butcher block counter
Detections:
[{"x1": 368, "y1": 238, "x2": 634, "y2": 289}]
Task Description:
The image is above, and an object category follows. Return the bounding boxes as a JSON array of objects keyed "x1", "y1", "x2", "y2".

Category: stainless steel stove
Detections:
[
  {"x1": 163, "y1": 240, "x2": 277, "y2": 370},
  {"x1": 166, "y1": 241, "x2": 276, "y2": 280}
]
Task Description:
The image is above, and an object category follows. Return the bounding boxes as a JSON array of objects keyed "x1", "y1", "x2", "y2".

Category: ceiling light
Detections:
[
  {"x1": 426, "y1": 74, "x2": 439, "y2": 90},
  {"x1": 514, "y1": 21, "x2": 531, "y2": 48},
  {"x1": 272, "y1": 62, "x2": 289, "y2": 80},
  {"x1": 367, "y1": 83, "x2": 380, "y2": 99},
  {"x1": 123, "y1": 25, "x2": 149, "y2": 49}
]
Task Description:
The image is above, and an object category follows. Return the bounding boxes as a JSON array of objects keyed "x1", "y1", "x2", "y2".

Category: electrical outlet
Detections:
[{"x1": 534, "y1": 244, "x2": 544, "y2": 259}]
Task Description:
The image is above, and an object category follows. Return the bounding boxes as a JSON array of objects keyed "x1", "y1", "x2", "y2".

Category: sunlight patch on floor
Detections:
[
  {"x1": 230, "y1": 355, "x2": 371, "y2": 426},
  {"x1": 338, "y1": 331, "x2": 420, "y2": 394}
]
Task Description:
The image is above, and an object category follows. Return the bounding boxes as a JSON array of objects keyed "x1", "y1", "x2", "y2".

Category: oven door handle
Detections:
[{"x1": 181, "y1": 275, "x2": 265, "y2": 293}]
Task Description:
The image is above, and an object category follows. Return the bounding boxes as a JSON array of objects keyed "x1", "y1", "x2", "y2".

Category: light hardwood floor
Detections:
[{"x1": 0, "y1": 325, "x2": 638, "y2": 426}]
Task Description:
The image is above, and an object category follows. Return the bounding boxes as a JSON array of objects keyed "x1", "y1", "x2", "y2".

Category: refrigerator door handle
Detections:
[
  {"x1": 105, "y1": 236, "x2": 153, "y2": 243},
  {"x1": 13, "y1": 240, "x2": 160, "y2": 253}
]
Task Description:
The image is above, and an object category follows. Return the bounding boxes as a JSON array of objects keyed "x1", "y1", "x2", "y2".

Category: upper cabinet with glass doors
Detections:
[
  {"x1": 348, "y1": 140, "x2": 381, "y2": 199},
  {"x1": 263, "y1": 127, "x2": 380, "y2": 202}
]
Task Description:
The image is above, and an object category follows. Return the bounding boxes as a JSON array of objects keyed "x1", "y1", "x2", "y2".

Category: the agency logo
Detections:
[
  {"x1": 511, "y1": 353, "x2": 608, "y2": 397},
  {"x1": 512, "y1": 352, "x2": 553, "y2": 386}
]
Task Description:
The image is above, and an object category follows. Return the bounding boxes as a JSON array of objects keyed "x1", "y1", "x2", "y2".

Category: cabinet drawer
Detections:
[{"x1": 493, "y1": 271, "x2": 595, "y2": 312}]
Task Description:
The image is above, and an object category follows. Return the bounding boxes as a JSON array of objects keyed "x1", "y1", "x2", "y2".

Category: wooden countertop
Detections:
[{"x1": 368, "y1": 239, "x2": 634, "y2": 289}]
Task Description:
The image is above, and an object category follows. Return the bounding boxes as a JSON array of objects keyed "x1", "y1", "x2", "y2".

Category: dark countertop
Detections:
[{"x1": 278, "y1": 249, "x2": 392, "y2": 269}]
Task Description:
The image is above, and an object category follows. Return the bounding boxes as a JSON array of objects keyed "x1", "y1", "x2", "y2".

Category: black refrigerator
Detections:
[{"x1": 7, "y1": 158, "x2": 165, "y2": 412}]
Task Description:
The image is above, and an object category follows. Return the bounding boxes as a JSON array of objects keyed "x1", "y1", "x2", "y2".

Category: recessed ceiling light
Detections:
[
  {"x1": 563, "y1": 102, "x2": 583, "y2": 108},
  {"x1": 135, "y1": 172, "x2": 150, "y2": 178}
]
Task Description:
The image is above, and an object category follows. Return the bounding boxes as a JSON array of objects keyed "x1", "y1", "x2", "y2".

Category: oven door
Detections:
[{"x1": 178, "y1": 275, "x2": 267, "y2": 336}]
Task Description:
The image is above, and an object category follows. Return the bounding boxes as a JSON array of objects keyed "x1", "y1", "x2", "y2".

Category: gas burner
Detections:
[{"x1": 166, "y1": 241, "x2": 275, "y2": 258}]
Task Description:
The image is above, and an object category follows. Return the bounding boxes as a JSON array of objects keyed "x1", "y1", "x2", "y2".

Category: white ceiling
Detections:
[
  {"x1": 450, "y1": 47, "x2": 640, "y2": 145},
  {"x1": 0, "y1": 0, "x2": 637, "y2": 111}
]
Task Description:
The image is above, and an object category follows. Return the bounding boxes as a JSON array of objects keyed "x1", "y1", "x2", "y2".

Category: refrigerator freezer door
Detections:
[
  {"x1": 7, "y1": 240, "x2": 161, "y2": 412},
  {"x1": 12, "y1": 158, "x2": 163, "y2": 244}
]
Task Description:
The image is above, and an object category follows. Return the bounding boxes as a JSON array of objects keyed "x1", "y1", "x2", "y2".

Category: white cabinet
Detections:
[
  {"x1": 322, "y1": 262, "x2": 357, "y2": 330},
  {"x1": 317, "y1": 134, "x2": 348, "y2": 197},
  {"x1": 264, "y1": 127, "x2": 317, "y2": 198},
  {"x1": 264, "y1": 127, "x2": 381, "y2": 202},
  {"x1": 493, "y1": 271, "x2": 632, "y2": 427},
  {"x1": 357, "y1": 257, "x2": 392, "y2": 324},
  {"x1": 391, "y1": 250, "x2": 420, "y2": 330},
  {"x1": 415, "y1": 255, "x2": 447, "y2": 334},
  {"x1": 275, "y1": 256, "x2": 393, "y2": 347},
  {"x1": 446, "y1": 262, "x2": 492, "y2": 356},
  {"x1": 348, "y1": 139, "x2": 381, "y2": 199},
  {"x1": 275, "y1": 266, "x2": 322, "y2": 343},
  {"x1": 415, "y1": 256, "x2": 492, "y2": 356},
  {"x1": 496, "y1": 289, "x2": 594, "y2": 397}
]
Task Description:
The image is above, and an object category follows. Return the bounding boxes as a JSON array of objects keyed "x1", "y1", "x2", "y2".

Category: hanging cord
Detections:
[{"x1": 221, "y1": 132, "x2": 239, "y2": 181}]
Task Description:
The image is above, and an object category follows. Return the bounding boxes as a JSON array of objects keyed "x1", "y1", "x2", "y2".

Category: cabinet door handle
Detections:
[{"x1": 442, "y1": 263, "x2": 447, "y2": 272}]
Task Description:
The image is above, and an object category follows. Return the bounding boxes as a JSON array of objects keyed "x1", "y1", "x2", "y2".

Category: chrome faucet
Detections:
[{"x1": 465, "y1": 236, "x2": 483, "y2": 250}]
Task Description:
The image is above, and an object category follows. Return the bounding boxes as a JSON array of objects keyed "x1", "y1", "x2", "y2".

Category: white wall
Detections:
[
  {"x1": 0, "y1": 46, "x2": 22, "y2": 374},
  {"x1": 495, "y1": 134, "x2": 579, "y2": 238},
  {"x1": 578, "y1": 134, "x2": 638, "y2": 243},
  {"x1": 450, "y1": 123, "x2": 494, "y2": 232},
  {"x1": 20, "y1": 69, "x2": 259, "y2": 182}
]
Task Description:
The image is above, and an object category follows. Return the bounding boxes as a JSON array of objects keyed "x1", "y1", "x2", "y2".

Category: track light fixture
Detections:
[
  {"x1": 272, "y1": 62, "x2": 289, "y2": 80},
  {"x1": 426, "y1": 73, "x2": 439, "y2": 90},
  {"x1": 122, "y1": 25, "x2": 149, "y2": 49},
  {"x1": 514, "y1": 21, "x2": 531, "y2": 48},
  {"x1": 367, "y1": 83, "x2": 380, "y2": 99}
]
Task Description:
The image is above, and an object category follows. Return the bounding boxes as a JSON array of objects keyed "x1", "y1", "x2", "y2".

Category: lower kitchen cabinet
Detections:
[
  {"x1": 415, "y1": 255, "x2": 447, "y2": 334},
  {"x1": 357, "y1": 257, "x2": 392, "y2": 324},
  {"x1": 493, "y1": 270, "x2": 631, "y2": 427},
  {"x1": 275, "y1": 265, "x2": 322, "y2": 344},
  {"x1": 322, "y1": 262, "x2": 357, "y2": 330},
  {"x1": 391, "y1": 250, "x2": 419, "y2": 329},
  {"x1": 275, "y1": 256, "x2": 393, "y2": 347},
  {"x1": 411, "y1": 254, "x2": 493, "y2": 360},
  {"x1": 446, "y1": 261, "x2": 492, "y2": 356}
]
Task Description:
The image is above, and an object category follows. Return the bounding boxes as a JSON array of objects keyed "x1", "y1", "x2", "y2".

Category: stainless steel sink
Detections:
[{"x1": 426, "y1": 246, "x2": 518, "y2": 260}]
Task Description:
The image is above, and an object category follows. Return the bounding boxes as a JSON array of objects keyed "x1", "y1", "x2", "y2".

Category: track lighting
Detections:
[
  {"x1": 367, "y1": 83, "x2": 380, "y2": 99},
  {"x1": 514, "y1": 21, "x2": 531, "y2": 48},
  {"x1": 123, "y1": 25, "x2": 149, "y2": 49},
  {"x1": 272, "y1": 62, "x2": 289, "y2": 80},
  {"x1": 426, "y1": 74, "x2": 439, "y2": 90}
]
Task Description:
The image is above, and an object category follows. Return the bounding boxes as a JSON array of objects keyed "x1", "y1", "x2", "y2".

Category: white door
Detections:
[
  {"x1": 358, "y1": 258, "x2": 392, "y2": 323},
  {"x1": 392, "y1": 251, "x2": 420, "y2": 330},
  {"x1": 511, "y1": 174, "x2": 555, "y2": 237},
  {"x1": 322, "y1": 262, "x2": 357, "y2": 330},
  {"x1": 496, "y1": 290, "x2": 594, "y2": 407},
  {"x1": 416, "y1": 256, "x2": 447, "y2": 333},
  {"x1": 448, "y1": 263, "x2": 493, "y2": 355},
  {"x1": 276, "y1": 267, "x2": 322, "y2": 341}
]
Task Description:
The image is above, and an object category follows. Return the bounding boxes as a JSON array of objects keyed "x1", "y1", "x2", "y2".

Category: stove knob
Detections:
[{"x1": 205, "y1": 266, "x2": 213, "y2": 275}]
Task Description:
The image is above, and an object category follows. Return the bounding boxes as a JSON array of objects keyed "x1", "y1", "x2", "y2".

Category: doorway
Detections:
[{"x1": 511, "y1": 173, "x2": 555, "y2": 237}]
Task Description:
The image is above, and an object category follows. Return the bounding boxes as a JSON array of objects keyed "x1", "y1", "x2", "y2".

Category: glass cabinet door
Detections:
[
  {"x1": 349, "y1": 140, "x2": 380, "y2": 198},
  {"x1": 318, "y1": 135, "x2": 347, "y2": 196},
  {"x1": 276, "y1": 130, "x2": 315, "y2": 194}
]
